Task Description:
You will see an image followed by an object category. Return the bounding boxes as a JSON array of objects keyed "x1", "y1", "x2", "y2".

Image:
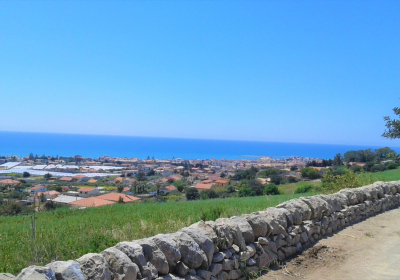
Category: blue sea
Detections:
[{"x1": 0, "y1": 131, "x2": 399, "y2": 160}]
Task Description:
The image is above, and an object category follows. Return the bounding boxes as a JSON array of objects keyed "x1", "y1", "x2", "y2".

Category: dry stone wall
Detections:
[{"x1": 4, "y1": 181, "x2": 400, "y2": 280}]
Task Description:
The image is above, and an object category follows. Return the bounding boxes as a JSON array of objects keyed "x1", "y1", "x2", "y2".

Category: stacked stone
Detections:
[{"x1": 5, "y1": 181, "x2": 400, "y2": 280}]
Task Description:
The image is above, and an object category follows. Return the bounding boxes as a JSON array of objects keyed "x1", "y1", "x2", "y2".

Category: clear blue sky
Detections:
[{"x1": 1, "y1": 1, "x2": 399, "y2": 146}]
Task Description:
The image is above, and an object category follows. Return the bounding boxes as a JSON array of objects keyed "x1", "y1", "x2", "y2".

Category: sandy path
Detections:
[{"x1": 259, "y1": 208, "x2": 400, "y2": 280}]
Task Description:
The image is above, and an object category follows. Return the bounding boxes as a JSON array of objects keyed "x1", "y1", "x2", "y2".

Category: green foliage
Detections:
[
  {"x1": 233, "y1": 166, "x2": 258, "y2": 180},
  {"x1": 44, "y1": 200, "x2": 56, "y2": 211},
  {"x1": 227, "y1": 186, "x2": 236, "y2": 193},
  {"x1": 300, "y1": 167, "x2": 320, "y2": 179},
  {"x1": 332, "y1": 153, "x2": 343, "y2": 166},
  {"x1": 200, "y1": 193, "x2": 209, "y2": 200},
  {"x1": 185, "y1": 188, "x2": 200, "y2": 200},
  {"x1": 200, "y1": 206, "x2": 224, "y2": 221},
  {"x1": 39, "y1": 193, "x2": 46, "y2": 203},
  {"x1": 270, "y1": 175, "x2": 284, "y2": 185},
  {"x1": 287, "y1": 176, "x2": 298, "y2": 183},
  {"x1": 0, "y1": 194, "x2": 311, "y2": 274},
  {"x1": 386, "y1": 162, "x2": 397, "y2": 170},
  {"x1": 290, "y1": 165, "x2": 298, "y2": 171},
  {"x1": 117, "y1": 183, "x2": 124, "y2": 193},
  {"x1": 263, "y1": 183, "x2": 280, "y2": 195},
  {"x1": 321, "y1": 168, "x2": 379, "y2": 193},
  {"x1": 294, "y1": 184, "x2": 313, "y2": 194},
  {"x1": 22, "y1": 172, "x2": 30, "y2": 178},
  {"x1": 117, "y1": 196, "x2": 124, "y2": 203},
  {"x1": 382, "y1": 106, "x2": 400, "y2": 139},
  {"x1": 258, "y1": 168, "x2": 280, "y2": 178},
  {"x1": 202, "y1": 189, "x2": 219, "y2": 199}
]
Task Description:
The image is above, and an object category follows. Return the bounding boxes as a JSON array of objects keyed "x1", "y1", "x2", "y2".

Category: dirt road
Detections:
[{"x1": 259, "y1": 208, "x2": 400, "y2": 280}]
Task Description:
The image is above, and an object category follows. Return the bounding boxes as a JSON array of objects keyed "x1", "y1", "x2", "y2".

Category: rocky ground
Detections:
[{"x1": 259, "y1": 208, "x2": 400, "y2": 280}]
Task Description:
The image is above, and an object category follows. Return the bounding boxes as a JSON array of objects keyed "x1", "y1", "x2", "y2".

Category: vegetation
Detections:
[
  {"x1": 0, "y1": 194, "x2": 307, "y2": 274},
  {"x1": 263, "y1": 183, "x2": 280, "y2": 195},
  {"x1": 382, "y1": 105, "x2": 400, "y2": 139}
]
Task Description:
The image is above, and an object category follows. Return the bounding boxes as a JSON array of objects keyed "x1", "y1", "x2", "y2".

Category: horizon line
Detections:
[{"x1": 1, "y1": 129, "x2": 399, "y2": 149}]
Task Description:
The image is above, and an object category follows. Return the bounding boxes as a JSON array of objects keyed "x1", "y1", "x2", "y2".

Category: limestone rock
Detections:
[
  {"x1": 300, "y1": 196, "x2": 333, "y2": 219},
  {"x1": 46, "y1": 261, "x2": 85, "y2": 280},
  {"x1": 180, "y1": 227, "x2": 214, "y2": 266},
  {"x1": 76, "y1": 253, "x2": 111, "y2": 280},
  {"x1": 171, "y1": 232, "x2": 207, "y2": 269},
  {"x1": 208, "y1": 264, "x2": 222, "y2": 276},
  {"x1": 276, "y1": 199, "x2": 311, "y2": 223},
  {"x1": 174, "y1": 262, "x2": 189, "y2": 277},
  {"x1": 134, "y1": 239, "x2": 169, "y2": 275},
  {"x1": 0, "y1": 274, "x2": 15, "y2": 280},
  {"x1": 196, "y1": 270, "x2": 212, "y2": 280},
  {"x1": 189, "y1": 221, "x2": 219, "y2": 250},
  {"x1": 115, "y1": 242, "x2": 157, "y2": 279},
  {"x1": 229, "y1": 216, "x2": 255, "y2": 244},
  {"x1": 101, "y1": 247, "x2": 138, "y2": 280},
  {"x1": 152, "y1": 234, "x2": 181, "y2": 271},
  {"x1": 243, "y1": 213, "x2": 270, "y2": 238},
  {"x1": 215, "y1": 218, "x2": 246, "y2": 251},
  {"x1": 16, "y1": 266, "x2": 56, "y2": 280}
]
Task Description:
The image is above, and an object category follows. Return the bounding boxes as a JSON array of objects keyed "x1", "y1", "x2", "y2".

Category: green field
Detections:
[
  {"x1": 366, "y1": 168, "x2": 400, "y2": 181},
  {"x1": 0, "y1": 193, "x2": 308, "y2": 275}
]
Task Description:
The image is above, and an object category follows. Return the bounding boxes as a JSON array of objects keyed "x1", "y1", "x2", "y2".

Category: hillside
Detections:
[{"x1": 0, "y1": 193, "x2": 307, "y2": 274}]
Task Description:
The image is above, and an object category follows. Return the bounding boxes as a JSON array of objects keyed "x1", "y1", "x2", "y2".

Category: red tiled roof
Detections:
[
  {"x1": 195, "y1": 183, "x2": 213, "y2": 190},
  {"x1": 59, "y1": 177, "x2": 73, "y2": 181},
  {"x1": 164, "y1": 185, "x2": 177, "y2": 191},
  {"x1": 68, "y1": 197, "x2": 115, "y2": 207}
]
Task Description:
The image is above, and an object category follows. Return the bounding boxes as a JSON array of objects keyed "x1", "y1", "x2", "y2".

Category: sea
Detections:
[{"x1": 0, "y1": 131, "x2": 399, "y2": 160}]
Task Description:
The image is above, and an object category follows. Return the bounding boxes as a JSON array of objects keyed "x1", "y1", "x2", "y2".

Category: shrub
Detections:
[
  {"x1": 202, "y1": 190, "x2": 219, "y2": 199},
  {"x1": 200, "y1": 206, "x2": 224, "y2": 221},
  {"x1": 227, "y1": 186, "x2": 236, "y2": 193},
  {"x1": 386, "y1": 162, "x2": 397, "y2": 170},
  {"x1": 287, "y1": 176, "x2": 298, "y2": 183},
  {"x1": 200, "y1": 193, "x2": 209, "y2": 200},
  {"x1": 185, "y1": 188, "x2": 200, "y2": 200},
  {"x1": 300, "y1": 167, "x2": 321, "y2": 179},
  {"x1": 294, "y1": 184, "x2": 313, "y2": 194},
  {"x1": 263, "y1": 183, "x2": 280, "y2": 195}
]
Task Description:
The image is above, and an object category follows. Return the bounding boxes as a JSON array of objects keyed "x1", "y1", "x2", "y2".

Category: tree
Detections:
[
  {"x1": 186, "y1": 188, "x2": 200, "y2": 200},
  {"x1": 130, "y1": 180, "x2": 138, "y2": 193},
  {"x1": 382, "y1": 106, "x2": 400, "y2": 139},
  {"x1": 263, "y1": 183, "x2": 280, "y2": 195},
  {"x1": 39, "y1": 193, "x2": 47, "y2": 203},
  {"x1": 44, "y1": 200, "x2": 56, "y2": 211},
  {"x1": 44, "y1": 173, "x2": 52, "y2": 180},
  {"x1": 135, "y1": 169, "x2": 146, "y2": 181},
  {"x1": 23, "y1": 172, "x2": 30, "y2": 178},
  {"x1": 117, "y1": 183, "x2": 124, "y2": 193},
  {"x1": 74, "y1": 155, "x2": 83, "y2": 164},
  {"x1": 300, "y1": 167, "x2": 320, "y2": 179},
  {"x1": 220, "y1": 172, "x2": 226, "y2": 178},
  {"x1": 117, "y1": 196, "x2": 124, "y2": 203},
  {"x1": 147, "y1": 169, "x2": 155, "y2": 176},
  {"x1": 332, "y1": 153, "x2": 343, "y2": 166},
  {"x1": 290, "y1": 165, "x2": 298, "y2": 171}
]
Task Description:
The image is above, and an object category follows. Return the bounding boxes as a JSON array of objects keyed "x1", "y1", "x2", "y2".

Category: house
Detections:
[
  {"x1": 35, "y1": 190, "x2": 60, "y2": 199},
  {"x1": 72, "y1": 175, "x2": 88, "y2": 182},
  {"x1": 194, "y1": 183, "x2": 214, "y2": 191},
  {"x1": 87, "y1": 179, "x2": 98, "y2": 184},
  {"x1": 68, "y1": 197, "x2": 115, "y2": 208},
  {"x1": 77, "y1": 187, "x2": 100, "y2": 196},
  {"x1": 213, "y1": 179, "x2": 230, "y2": 188},
  {"x1": 160, "y1": 185, "x2": 177, "y2": 194},
  {"x1": 96, "y1": 193, "x2": 141, "y2": 203},
  {"x1": 0, "y1": 179, "x2": 20, "y2": 186},
  {"x1": 59, "y1": 177, "x2": 73, "y2": 182},
  {"x1": 53, "y1": 195, "x2": 84, "y2": 204},
  {"x1": 201, "y1": 179, "x2": 215, "y2": 184},
  {"x1": 115, "y1": 177, "x2": 124, "y2": 183},
  {"x1": 257, "y1": 178, "x2": 271, "y2": 186},
  {"x1": 30, "y1": 185, "x2": 47, "y2": 195}
]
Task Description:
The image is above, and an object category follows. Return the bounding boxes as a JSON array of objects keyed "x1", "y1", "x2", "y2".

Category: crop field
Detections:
[{"x1": 0, "y1": 193, "x2": 308, "y2": 275}]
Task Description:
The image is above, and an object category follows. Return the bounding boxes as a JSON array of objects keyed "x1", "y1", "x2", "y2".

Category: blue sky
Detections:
[{"x1": 0, "y1": 0, "x2": 399, "y2": 146}]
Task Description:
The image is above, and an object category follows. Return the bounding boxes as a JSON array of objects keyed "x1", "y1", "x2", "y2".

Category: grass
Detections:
[
  {"x1": 0, "y1": 193, "x2": 308, "y2": 275},
  {"x1": 365, "y1": 168, "x2": 400, "y2": 182},
  {"x1": 278, "y1": 181, "x2": 322, "y2": 195}
]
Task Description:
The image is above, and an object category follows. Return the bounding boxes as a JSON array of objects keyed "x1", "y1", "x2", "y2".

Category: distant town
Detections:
[{"x1": 0, "y1": 153, "x2": 324, "y2": 212}]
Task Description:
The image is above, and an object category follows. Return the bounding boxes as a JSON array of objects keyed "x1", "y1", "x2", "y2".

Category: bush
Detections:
[
  {"x1": 202, "y1": 190, "x2": 219, "y2": 199},
  {"x1": 186, "y1": 188, "x2": 200, "y2": 200},
  {"x1": 386, "y1": 162, "x2": 397, "y2": 170},
  {"x1": 238, "y1": 188, "x2": 256, "y2": 197},
  {"x1": 22, "y1": 172, "x2": 30, "y2": 178},
  {"x1": 287, "y1": 176, "x2": 298, "y2": 183},
  {"x1": 200, "y1": 193, "x2": 209, "y2": 200},
  {"x1": 370, "y1": 164, "x2": 386, "y2": 172},
  {"x1": 263, "y1": 183, "x2": 280, "y2": 195},
  {"x1": 227, "y1": 186, "x2": 236, "y2": 193},
  {"x1": 294, "y1": 184, "x2": 313, "y2": 194},
  {"x1": 300, "y1": 167, "x2": 321, "y2": 179}
]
